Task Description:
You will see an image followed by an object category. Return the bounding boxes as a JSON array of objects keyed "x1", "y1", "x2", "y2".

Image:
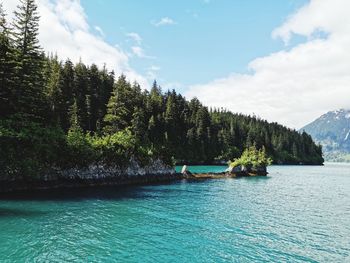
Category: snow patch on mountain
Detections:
[
  {"x1": 345, "y1": 130, "x2": 350, "y2": 141},
  {"x1": 301, "y1": 108, "x2": 350, "y2": 161}
]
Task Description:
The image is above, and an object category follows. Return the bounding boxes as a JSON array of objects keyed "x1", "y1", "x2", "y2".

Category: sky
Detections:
[{"x1": 3, "y1": 0, "x2": 350, "y2": 129}]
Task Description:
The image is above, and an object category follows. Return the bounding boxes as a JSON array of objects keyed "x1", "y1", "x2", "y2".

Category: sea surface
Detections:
[{"x1": 0, "y1": 163, "x2": 349, "y2": 262}]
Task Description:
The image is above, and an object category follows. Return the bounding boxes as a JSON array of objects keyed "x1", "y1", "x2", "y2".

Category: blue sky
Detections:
[{"x1": 82, "y1": 0, "x2": 307, "y2": 92}]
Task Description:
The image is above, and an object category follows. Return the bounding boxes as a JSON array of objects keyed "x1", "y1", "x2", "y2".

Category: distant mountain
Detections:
[{"x1": 301, "y1": 109, "x2": 350, "y2": 162}]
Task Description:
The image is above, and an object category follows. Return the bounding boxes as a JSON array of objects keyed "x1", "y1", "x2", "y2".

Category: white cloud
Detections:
[
  {"x1": 272, "y1": 0, "x2": 350, "y2": 45},
  {"x1": 126, "y1": 32, "x2": 142, "y2": 45},
  {"x1": 131, "y1": 46, "x2": 154, "y2": 59},
  {"x1": 185, "y1": 0, "x2": 350, "y2": 129},
  {"x1": 151, "y1": 17, "x2": 176, "y2": 27},
  {"x1": 94, "y1": 25, "x2": 105, "y2": 37},
  {"x1": 2, "y1": 0, "x2": 149, "y2": 88}
]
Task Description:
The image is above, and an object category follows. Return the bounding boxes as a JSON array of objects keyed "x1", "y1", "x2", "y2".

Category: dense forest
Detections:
[{"x1": 0, "y1": 1, "x2": 323, "y2": 179}]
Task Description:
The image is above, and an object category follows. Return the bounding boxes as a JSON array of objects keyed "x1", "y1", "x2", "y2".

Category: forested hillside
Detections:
[{"x1": 0, "y1": 1, "x2": 323, "y2": 180}]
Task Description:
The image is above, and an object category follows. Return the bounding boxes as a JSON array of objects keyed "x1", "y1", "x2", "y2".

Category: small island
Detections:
[
  {"x1": 227, "y1": 146, "x2": 272, "y2": 176},
  {"x1": 181, "y1": 146, "x2": 272, "y2": 179}
]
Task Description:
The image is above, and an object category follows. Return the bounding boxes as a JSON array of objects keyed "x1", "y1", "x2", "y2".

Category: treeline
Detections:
[{"x1": 0, "y1": 1, "x2": 323, "y2": 179}]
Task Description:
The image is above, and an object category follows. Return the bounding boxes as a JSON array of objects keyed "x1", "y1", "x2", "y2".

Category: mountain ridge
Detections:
[{"x1": 301, "y1": 109, "x2": 350, "y2": 162}]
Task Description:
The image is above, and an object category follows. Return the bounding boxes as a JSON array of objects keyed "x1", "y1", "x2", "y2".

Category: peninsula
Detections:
[{"x1": 0, "y1": 1, "x2": 323, "y2": 193}]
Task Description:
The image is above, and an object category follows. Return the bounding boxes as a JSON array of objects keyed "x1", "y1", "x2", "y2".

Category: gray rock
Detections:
[
  {"x1": 43, "y1": 158, "x2": 175, "y2": 181},
  {"x1": 181, "y1": 165, "x2": 188, "y2": 174}
]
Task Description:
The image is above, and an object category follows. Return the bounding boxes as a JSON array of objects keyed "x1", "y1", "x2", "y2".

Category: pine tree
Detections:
[
  {"x1": 69, "y1": 99, "x2": 80, "y2": 130},
  {"x1": 103, "y1": 75, "x2": 130, "y2": 134},
  {"x1": 96, "y1": 65, "x2": 114, "y2": 132},
  {"x1": 0, "y1": 3, "x2": 16, "y2": 117},
  {"x1": 59, "y1": 59, "x2": 75, "y2": 131},
  {"x1": 148, "y1": 80, "x2": 163, "y2": 115},
  {"x1": 45, "y1": 54, "x2": 63, "y2": 125},
  {"x1": 88, "y1": 64, "x2": 101, "y2": 132},
  {"x1": 12, "y1": 0, "x2": 48, "y2": 120},
  {"x1": 73, "y1": 61, "x2": 89, "y2": 130},
  {"x1": 131, "y1": 107, "x2": 146, "y2": 141},
  {"x1": 165, "y1": 91, "x2": 177, "y2": 143}
]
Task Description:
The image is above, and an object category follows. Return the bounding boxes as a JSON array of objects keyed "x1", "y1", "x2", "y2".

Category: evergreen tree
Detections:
[
  {"x1": 69, "y1": 99, "x2": 80, "y2": 130},
  {"x1": 88, "y1": 63, "x2": 101, "y2": 132},
  {"x1": 59, "y1": 59, "x2": 75, "y2": 131},
  {"x1": 45, "y1": 54, "x2": 63, "y2": 125},
  {"x1": 73, "y1": 61, "x2": 89, "y2": 130},
  {"x1": 12, "y1": 0, "x2": 48, "y2": 120},
  {"x1": 0, "y1": 3, "x2": 16, "y2": 117},
  {"x1": 131, "y1": 107, "x2": 147, "y2": 141},
  {"x1": 103, "y1": 75, "x2": 130, "y2": 134},
  {"x1": 96, "y1": 65, "x2": 114, "y2": 132}
]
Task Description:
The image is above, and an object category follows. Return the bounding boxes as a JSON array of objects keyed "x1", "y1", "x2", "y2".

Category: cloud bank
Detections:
[
  {"x1": 3, "y1": 0, "x2": 149, "y2": 88},
  {"x1": 185, "y1": 0, "x2": 350, "y2": 128}
]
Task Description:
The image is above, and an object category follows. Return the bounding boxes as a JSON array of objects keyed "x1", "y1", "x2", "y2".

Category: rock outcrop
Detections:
[
  {"x1": 227, "y1": 164, "x2": 268, "y2": 177},
  {"x1": 181, "y1": 165, "x2": 194, "y2": 178},
  {"x1": 0, "y1": 158, "x2": 179, "y2": 193}
]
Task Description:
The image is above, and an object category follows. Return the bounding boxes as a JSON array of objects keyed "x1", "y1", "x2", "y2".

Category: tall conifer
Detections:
[
  {"x1": 12, "y1": 0, "x2": 47, "y2": 120},
  {"x1": 0, "y1": 3, "x2": 16, "y2": 117}
]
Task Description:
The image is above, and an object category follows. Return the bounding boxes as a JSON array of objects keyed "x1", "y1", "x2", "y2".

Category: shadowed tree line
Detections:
[{"x1": 0, "y1": 0, "x2": 323, "y2": 179}]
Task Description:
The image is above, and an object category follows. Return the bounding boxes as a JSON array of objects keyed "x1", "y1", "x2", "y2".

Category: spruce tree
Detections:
[
  {"x1": 103, "y1": 75, "x2": 130, "y2": 134},
  {"x1": 0, "y1": 3, "x2": 16, "y2": 117},
  {"x1": 45, "y1": 54, "x2": 63, "y2": 125},
  {"x1": 131, "y1": 107, "x2": 146, "y2": 141},
  {"x1": 69, "y1": 99, "x2": 80, "y2": 130},
  {"x1": 96, "y1": 65, "x2": 114, "y2": 132},
  {"x1": 88, "y1": 64, "x2": 101, "y2": 132},
  {"x1": 12, "y1": 0, "x2": 48, "y2": 121},
  {"x1": 59, "y1": 59, "x2": 75, "y2": 131},
  {"x1": 73, "y1": 61, "x2": 89, "y2": 130}
]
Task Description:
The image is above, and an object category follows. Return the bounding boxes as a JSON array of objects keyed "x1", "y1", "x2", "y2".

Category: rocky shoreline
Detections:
[
  {"x1": 0, "y1": 159, "x2": 178, "y2": 193},
  {"x1": 0, "y1": 162, "x2": 268, "y2": 194}
]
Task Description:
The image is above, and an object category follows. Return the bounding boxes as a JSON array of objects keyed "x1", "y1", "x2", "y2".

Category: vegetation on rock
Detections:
[{"x1": 229, "y1": 146, "x2": 272, "y2": 170}]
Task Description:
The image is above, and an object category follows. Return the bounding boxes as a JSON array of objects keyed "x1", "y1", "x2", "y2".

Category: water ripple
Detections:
[{"x1": 0, "y1": 164, "x2": 350, "y2": 262}]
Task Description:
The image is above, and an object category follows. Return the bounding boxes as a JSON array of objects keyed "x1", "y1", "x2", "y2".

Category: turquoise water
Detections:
[
  {"x1": 175, "y1": 165, "x2": 228, "y2": 173},
  {"x1": 0, "y1": 164, "x2": 350, "y2": 262}
]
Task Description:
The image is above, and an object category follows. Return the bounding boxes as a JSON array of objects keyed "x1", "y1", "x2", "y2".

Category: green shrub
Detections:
[
  {"x1": 0, "y1": 115, "x2": 67, "y2": 179},
  {"x1": 88, "y1": 129, "x2": 137, "y2": 166},
  {"x1": 66, "y1": 127, "x2": 96, "y2": 167},
  {"x1": 229, "y1": 146, "x2": 272, "y2": 168}
]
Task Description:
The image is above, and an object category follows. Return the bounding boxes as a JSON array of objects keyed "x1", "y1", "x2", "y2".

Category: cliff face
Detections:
[
  {"x1": 50, "y1": 158, "x2": 175, "y2": 180},
  {"x1": 0, "y1": 159, "x2": 178, "y2": 193}
]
